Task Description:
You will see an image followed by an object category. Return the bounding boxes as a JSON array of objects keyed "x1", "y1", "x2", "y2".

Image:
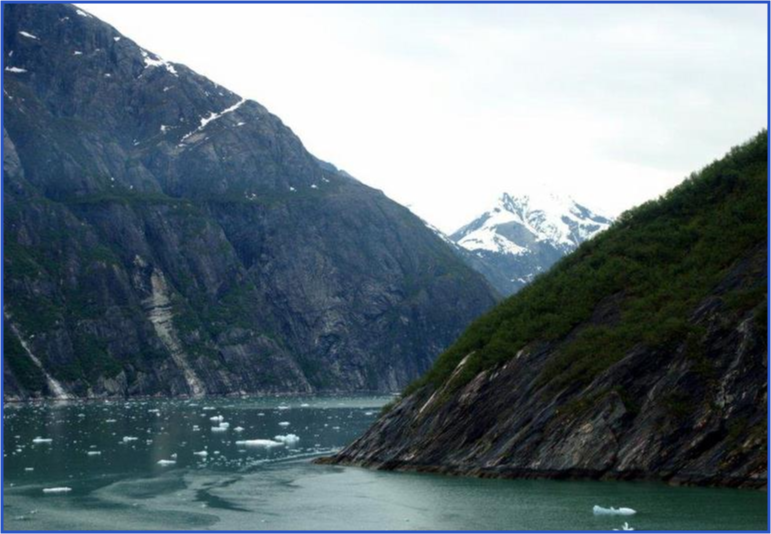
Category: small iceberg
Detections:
[
  {"x1": 209, "y1": 415, "x2": 224, "y2": 422},
  {"x1": 235, "y1": 439, "x2": 283, "y2": 448},
  {"x1": 43, "y1": 487, "x2": 71, "y2": 494},
  {"x1": 274, "y1": 434, "x2": 300, "y2": 445},
  {"x1": 157, "y1": 459, "x2": 176, "y2": 466},
  {"x1": 234, "y1": 426, "x2": 244, "y2": 432},
  {"x1": 86, "y1": 451, "x2": 101, "y2": 456},
  {"x1": 122, "y1": 436, "x2": 138, "y2": 443},
  {"x1": 32, "y1": 437, "x2": 52, "y2": 444},
  {"x1": 593, "y1": 505, "x2": 637, "y2": 516},
  {"x1": 278, "y1": 421, "x2": 290, "y2": 427},
  {"x1": 193, "y1": 450, "x2": 208, "y2": 457}
]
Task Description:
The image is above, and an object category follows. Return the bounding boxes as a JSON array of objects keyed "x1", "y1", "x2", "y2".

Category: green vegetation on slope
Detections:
[{"x1": 407, "y1": 131, "x2": 768, "y2": 397}]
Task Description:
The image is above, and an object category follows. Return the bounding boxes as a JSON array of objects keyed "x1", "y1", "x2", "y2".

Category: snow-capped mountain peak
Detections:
[{"x1": 449, "y1": 188, "x2": 613, "y2": 295}]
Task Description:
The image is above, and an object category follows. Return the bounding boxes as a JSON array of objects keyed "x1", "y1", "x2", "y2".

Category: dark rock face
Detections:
[
  {"x1": 2, "y1": 4, "x2": 498, "y2": 399},
  {"x1": 328, "y1": 244, "x2": 767, "y2": 489}
]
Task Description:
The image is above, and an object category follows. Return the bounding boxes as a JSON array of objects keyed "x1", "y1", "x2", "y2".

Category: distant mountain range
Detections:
[{"x1": 448, "y1": 190, "x2": 613, "y2": 295}]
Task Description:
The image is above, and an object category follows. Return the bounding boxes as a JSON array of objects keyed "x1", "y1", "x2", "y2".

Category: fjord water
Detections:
[{"x1": 3, "y1": 397, "x2": 766, "y2": 531}]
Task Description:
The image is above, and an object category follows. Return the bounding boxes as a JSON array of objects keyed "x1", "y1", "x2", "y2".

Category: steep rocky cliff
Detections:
[
  {"x1": 326, "y1": 132, "x2": 768, "y2": 489},
  {"x1": 2, "y1": 3, "x2": 498, "y2": 399}
]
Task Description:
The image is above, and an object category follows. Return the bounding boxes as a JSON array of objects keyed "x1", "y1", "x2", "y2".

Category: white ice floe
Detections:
[
  {"x1": 234, "y1": 426, "x2": 245, "y2": 432},
  {"x1": 193, "y1": 450, "x2": 208, "y2": 457},
  {"x1": 113, "y1": 37, "x2": 121, "y2": 42},
  {"x1": 75, "y1": 9, "x2": 92, "y2": 18},
  {"x1": 211, "y1": 426, "x2": 227, "y2": 432},
  {"x1": 593, "y1": 506, "x2": 636, "y2": 516},
  {"x1": 73, "y1": 51, "x2": 83, "y2": 56},
  {"x1": 19, "y1": 31, "x2": 39, "y2": 40},
  {"x1": 157, "y1": 459, "x2": 176, "y2": 466},
  {"x1": 278, "y1": 421, "x2": 290, "y2": 427},
  {"x1": 5, "y1": 67, "x2": 27, "y2": 73},
  {"x1": 24, "y1": 467, "x2": 34, "y2": 471},
  {"x1": 210, "y1": 415, "x2": 224, "y2": 422},
  {"x1": 32, "y1": 437, "x2": 52, "y2": 444},
  {"x1": 300, "y1": 403, "x2": 310, "y2": 408},
  {"x1": 43, "y1": 487, "x2": 72, "y2": 494},
  {"x1": 235, "y1": 439, "x2": 283, "y2": 448},
  {"x1": 122, "y1": 436, "x2": 138, "y2": 443},
  {"x1": 87, "y1": 451, "x2": 101, "y2": 456},
  {"x1": 274, "y1": 434, "x2": 300, "y2": 445}
]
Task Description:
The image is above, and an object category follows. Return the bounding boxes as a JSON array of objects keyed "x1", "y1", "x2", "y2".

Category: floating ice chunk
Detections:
[
  {"x1": 24, "y1": 467, "x2": 34, "y2": 471},
  {"x1": 311, "y1": 184, "x2": 318, "y2": 189},
  {"x1": 19, "y1": 31, "x2": 39, "y2": 40},
  {"x1": 113, "y1": 36, "x2": 121, "y2": 42},
  {"x1": 43, "y1": 487, "x2": 71, "y2": 493},
  {"x1": 364, "y1": 411, "x2": 375, "y2": 416},
  {"x1": 219, "y1": 422, "x2": 230, "y2": 429},
  {"x1": 203, "y1": 406, "x2": 215, "y2": 411},
  {"x1": 210, "y1": 415, "x2": 224, "y2": 422},
  {"x1": 289, "y1": 187, "x2": 297, "y2": 192},
  {"x1": 593, "y1": 506, "x2": 636, "y2": 516},
  {"x1": 87, "y1": 451, "x2": 101, "y2": 456},
  {"x1": 122, "y1": 436, "x2": 138, "y2": 442},
  {"x1": 300, "y1": 403, "x2": 310, "y2": 408},
  {"x1": 157, "y1": 459, "x2": 176, "y2": 466},
  {"x1": 278, "y1": 422, "x2": 290, "y2": 427},
  {"x1": 5, "y1": 67, "x2": 27, "y2": 73},
  {"x1": 278, "y1": 405, "x2": 290, "y2": 411},
  {"x1": 32, "y1": 437, "x2": 52, "y2": 444},
  {"x1": 211, "y1": 426, "x2": 227, "y2": 432},
  {"x1": 106, "y1": 419, "x2": 117, "y2": 423},
  {"x1": 234, "y1": 426, "x2": 244, "y2": 432},
  {"x1": 73, "y1": 51, "x2": 83, "y2": 56},
  {"x1": 75, "y1": 9, "x2": 92, "y2": 18},
  {"x1": 274, "y1": 434, "x2": 300, "y2": 445},
  {"x1": 193, "y1": 450, "x2": 208, "y2": 457},
  {"x1": 235, "y1": 439, "x2": 283, "y2": 448}
]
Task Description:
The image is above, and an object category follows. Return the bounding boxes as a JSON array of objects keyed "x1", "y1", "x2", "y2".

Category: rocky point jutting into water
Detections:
[
  {"x1": 2, "y1": 3, "x2": 499, "y2": 400},
  {"x1": 325, "y1": 132, "x2": 768, "y2": 489}
]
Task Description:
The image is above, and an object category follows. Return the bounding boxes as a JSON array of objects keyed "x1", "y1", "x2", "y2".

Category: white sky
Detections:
[{"x1": 79, "y1": 3, "x2": 767, "y2": 233}]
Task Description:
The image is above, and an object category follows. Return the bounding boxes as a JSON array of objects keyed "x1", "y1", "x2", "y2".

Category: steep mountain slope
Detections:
[
  {"x1": 451, "y1": 191, "x2": 612, "y2": 295},
  {"x1": 326, "y1": 132, "x2": 768, "y2": 489},
  {"x1": 2, "y1": 3, "x2": 498, "y2": 399}
]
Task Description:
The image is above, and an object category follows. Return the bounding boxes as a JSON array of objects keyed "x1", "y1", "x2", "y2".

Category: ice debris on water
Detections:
[
  {"x1": 157, "y1": 459, "x2": 176, "y2": 466},
  {"x1": 32, "y1": 437, "x2": 52, "y2": 444},
  {"x1": 278, "y1": 421, "x2": 290, "y2": 427},
  {"x1": 593, "y1": 506, "x2": 636, "y2": 516},
  {"x1": 210, "y1": 415, "x2": 224, "y2": 422},
  {"x1": 122, "y1": 436, "x2": 138, "y2": 443},
  {"x1": 235, "y1": 439, "x2": 283, "y2": 448},
  {"x1": 87, "y1": 451, "x2": 101, "y2": 456},
  {"x1": 274, "y1": 434, "x2": 300, "y2": 445},
  {"x1": 43, "y1": 487, "x2": 71, "y2": 493},
  {"x1": 193, "y1": 450, "x2": 208, "y2": 457}
]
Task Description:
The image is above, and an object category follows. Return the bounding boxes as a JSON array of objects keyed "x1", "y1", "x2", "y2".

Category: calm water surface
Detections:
[{"x1": 2, "y1": 396, "x2": 767, "y2": 531}]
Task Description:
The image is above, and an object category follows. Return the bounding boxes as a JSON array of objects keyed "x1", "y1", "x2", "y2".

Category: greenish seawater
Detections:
[{"x1": 2, "y1": 396, "x2": 767, "y2": 531}]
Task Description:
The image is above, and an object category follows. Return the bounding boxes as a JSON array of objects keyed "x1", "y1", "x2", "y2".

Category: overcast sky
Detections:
[{"x1": 79, "y1": 3, "x2": 766, "y2": 233}]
